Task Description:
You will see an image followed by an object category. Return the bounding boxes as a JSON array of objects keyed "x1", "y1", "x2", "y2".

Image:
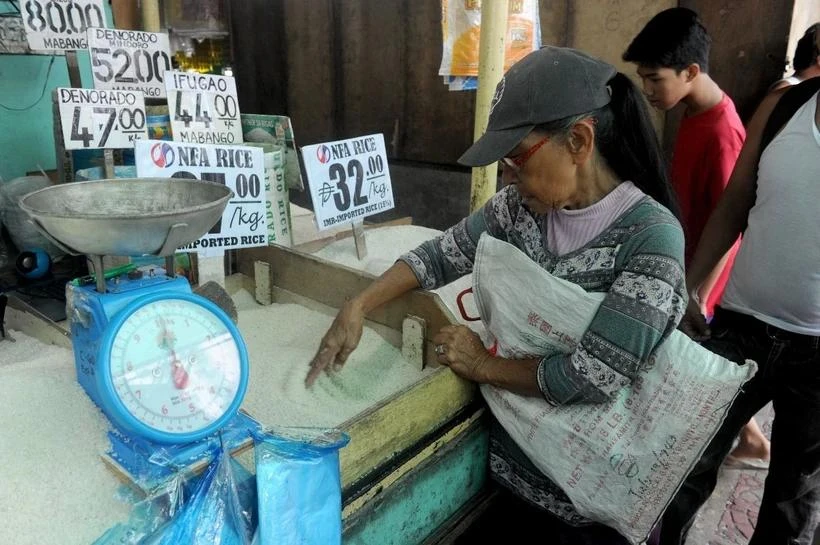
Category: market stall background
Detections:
[
  {"x1": 1, "y1": 1, "x2": 819, "y2": 544},
  {"x1": 2, "y1": 0, "x2": 814, "y2": 227}
]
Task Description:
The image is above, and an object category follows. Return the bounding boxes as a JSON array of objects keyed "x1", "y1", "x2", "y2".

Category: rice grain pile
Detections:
[
  {"x1": 0, "y1": 331, "x2": 130, "y2": 545},
  {"x1": 312, "y1": 225, "x2": 477, "y2": 324},
  {"x1": 238, "y1": 301, "x2": 434, "y2": 428}
]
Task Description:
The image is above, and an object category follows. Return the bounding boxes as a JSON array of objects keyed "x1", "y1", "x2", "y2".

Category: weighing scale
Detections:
[{"x1": 19, "y1": 178, "x2": 260, "y2": 487}]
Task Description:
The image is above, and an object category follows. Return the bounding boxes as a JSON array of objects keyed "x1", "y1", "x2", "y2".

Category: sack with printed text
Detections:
[{"x1": 471, "y1": 233, "x2": 756, "y2": 544}]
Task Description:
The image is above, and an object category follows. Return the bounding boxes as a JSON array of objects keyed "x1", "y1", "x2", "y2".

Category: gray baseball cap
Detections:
[{"x1": 458, "y1": 46, "x2": 617, "y2": 166}]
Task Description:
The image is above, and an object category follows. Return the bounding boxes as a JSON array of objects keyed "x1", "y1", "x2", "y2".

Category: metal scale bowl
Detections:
[
  {"x1": 18, "y1": 178, "x2": 251, "y2": 447},
  {"x1": 19, "y1": 178, "x2": 231, "y2": 292}
]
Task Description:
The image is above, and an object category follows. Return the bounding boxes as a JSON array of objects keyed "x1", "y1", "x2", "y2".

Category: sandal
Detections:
[{"x1": 723, "y1": 455, "x2": 770, "y2": 471}]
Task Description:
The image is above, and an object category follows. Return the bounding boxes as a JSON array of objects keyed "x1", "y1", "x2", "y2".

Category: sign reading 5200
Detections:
[
  {"x1": 302, "y1": 134, "x2": 395, "y2": 231},
  {"x1": 88, "y1": 28, "x2": 172, "y2": 98}
]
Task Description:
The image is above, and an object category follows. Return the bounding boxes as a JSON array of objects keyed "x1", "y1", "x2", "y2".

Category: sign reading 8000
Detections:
[{"x1": 22, "y1": 0, "x2": 107, "y2": 51}]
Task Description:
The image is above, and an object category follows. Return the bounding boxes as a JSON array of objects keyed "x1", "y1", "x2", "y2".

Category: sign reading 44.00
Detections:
[
  {"x1": 21, "y1": 0, "x2": 106, "y2": 51},
  {"x1": 302, "y1": 134, "x2": 395, "y2": 231}
]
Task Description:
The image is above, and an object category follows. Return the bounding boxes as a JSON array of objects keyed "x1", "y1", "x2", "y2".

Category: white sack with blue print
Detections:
[{"x1": 471, "y1": 233, "x2": 756, "y2": 544}]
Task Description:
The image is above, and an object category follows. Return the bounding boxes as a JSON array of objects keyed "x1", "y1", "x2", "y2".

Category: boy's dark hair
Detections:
[
  {"x1": 792, "y1": 23, "x2": 819, "y2": 73},
  {"x1": 622, "y1": 8, "x2": 711, "y2": 73}
]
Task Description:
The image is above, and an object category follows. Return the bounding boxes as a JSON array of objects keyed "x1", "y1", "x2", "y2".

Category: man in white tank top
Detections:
[{"x1": 659, "y1": 85, "x2": 820, "y2": 545}]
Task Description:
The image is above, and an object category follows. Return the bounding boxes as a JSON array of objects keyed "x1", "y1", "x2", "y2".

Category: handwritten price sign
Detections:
[
  {"x1": 165, "y1": 71, "x2": 243, "y2": 145},
  {"x1": 301, "y1": 134, "x2": 394, "y2": 231},
  {"x1": 88, "y1": 28, "x2": 172, "y2": 98},
  {"x1": 57, "y1": 87, "x2": 147, "y2": 149},
  {"x1": 21, "y1": 0, "x2": 106, "y2": 50}
]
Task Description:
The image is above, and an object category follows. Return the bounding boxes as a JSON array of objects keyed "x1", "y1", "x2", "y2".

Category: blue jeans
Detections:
[{"x1": 660, "y1": 307, "x2": 820, "y2": 545}]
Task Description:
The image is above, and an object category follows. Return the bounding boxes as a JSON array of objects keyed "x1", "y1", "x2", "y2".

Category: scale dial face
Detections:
[{"x1": 99, "y1": 293, "x2": 248, "y2": 443}]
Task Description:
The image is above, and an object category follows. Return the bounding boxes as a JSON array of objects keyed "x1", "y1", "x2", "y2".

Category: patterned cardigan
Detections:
[{"x1": 399, "y1": 184, "x2": 687, "y2": 524}]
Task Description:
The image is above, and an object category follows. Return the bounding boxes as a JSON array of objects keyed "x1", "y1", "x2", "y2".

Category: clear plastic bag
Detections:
[
  {"x1": 91, "y1": 474, "x2": 184, "y2": 545},
  {"x1": 95, "y1": 446, "x2": 253, "y2": 545},
  {"x1": 254, "y1": 427, "x2": 350, "y2": 545}
]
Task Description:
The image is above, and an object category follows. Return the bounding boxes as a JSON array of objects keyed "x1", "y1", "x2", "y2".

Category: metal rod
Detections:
[{"x1": 90, "y1": 255, "x2": 106, "y2": 293}]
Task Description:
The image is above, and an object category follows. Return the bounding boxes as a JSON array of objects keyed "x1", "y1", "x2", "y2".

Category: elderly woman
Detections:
[{"x1": 306, "y1": 46, "x2": 685, "y2": 543}]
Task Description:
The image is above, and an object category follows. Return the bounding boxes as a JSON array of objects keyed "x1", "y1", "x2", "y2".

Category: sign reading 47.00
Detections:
[
  {"x1": 302, "y1": 134, "x2": 395, "y2": 231},
  {"x1": 21, "y1": 0, "x2": 106, "y2": 51},
  {"x1": 57, "y1": 87, "x2": 147, "y2": 149},
  {"x1": 88, "y1": 28, "x2": 172, "y2": 99}
]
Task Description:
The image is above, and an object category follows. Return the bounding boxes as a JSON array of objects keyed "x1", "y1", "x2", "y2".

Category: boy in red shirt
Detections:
[{"x1": 624, "y1": 7, "x2": 769, "y2": 466}]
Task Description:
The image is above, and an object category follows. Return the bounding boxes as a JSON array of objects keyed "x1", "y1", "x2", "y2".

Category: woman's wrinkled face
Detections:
[
  {"x1": 500, "y1": 130, "x2": 578, "y2": 214},
  {"x1": 636, "y1": 65, "x2": 692, "y2": 111}
]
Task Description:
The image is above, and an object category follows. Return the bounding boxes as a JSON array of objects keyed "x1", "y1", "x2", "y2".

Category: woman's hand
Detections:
[
  {"x1": 305, "y1": 299, "x2": 365, "y2": 387},
  {"x1": 432, "y1": 325, "x2": 493, "y2": 383},
  {"x1": 678, "y1": 296, "x2": 710, "y2": 341}
]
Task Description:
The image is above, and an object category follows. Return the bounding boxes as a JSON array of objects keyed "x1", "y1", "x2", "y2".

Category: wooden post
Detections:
[
  {"x1": 352, "y1": 220, "x2": 368, "y2": 260},
  {"x1": 468, "y1": 0, "x2": 508, "y2": 213},
  {"x1": 64, "y1": 51, "x2": 81, "y2": 87},
  {"x1": 103, "y1": 149, "x2": 115, "y2": 179},
  {"x1": 141, "y1": 0, "x2": 162, "y2": 33}
]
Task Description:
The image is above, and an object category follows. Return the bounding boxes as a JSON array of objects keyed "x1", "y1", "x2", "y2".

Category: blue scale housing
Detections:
[
  {"x1": 67, "y1": 270, "x2": 258, "y2": 484},
  {"x1": 67, "y1": 271, "x2": 192, "y2": 409}
]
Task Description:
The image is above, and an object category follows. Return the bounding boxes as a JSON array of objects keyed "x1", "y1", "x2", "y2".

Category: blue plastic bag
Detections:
[
  {"x1": 254, "y1": 427, "x2": 350, "y2": 545},
  {"x1": 153, "y1": 446, "x2": 252, "y2": 545}
]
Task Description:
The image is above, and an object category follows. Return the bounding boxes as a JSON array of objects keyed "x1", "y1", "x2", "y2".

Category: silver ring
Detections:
[{"x1": 435, "y1": 344, "x2": 446, "y2": 355}]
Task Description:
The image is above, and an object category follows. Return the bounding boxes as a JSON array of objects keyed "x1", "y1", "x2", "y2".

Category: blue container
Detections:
[{"x1": 74, "y1": 165, "x2": 138, "y2": 181}]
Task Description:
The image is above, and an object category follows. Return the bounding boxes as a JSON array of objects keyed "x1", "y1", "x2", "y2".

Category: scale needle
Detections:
[{"x1": 170, "y1": 350, "x2": 189, "y2": 389}]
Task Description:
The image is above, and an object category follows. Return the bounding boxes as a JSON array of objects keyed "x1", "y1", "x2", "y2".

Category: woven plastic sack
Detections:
[{"x1": 471, "y1": 234, "x2": 756, "y2": 544}]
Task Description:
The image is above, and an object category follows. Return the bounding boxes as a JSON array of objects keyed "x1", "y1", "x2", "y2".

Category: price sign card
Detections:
[
  {"x1": 135, "y1": 140, "x2": 267, "y2": 251},
  {"x1": 57, "y1": 87, "x2": 147, "y2": 149},
  {"x1": 301, "y1": 134, "x2": 394, "y2": 231},
  {"x1": 165, "y1": 71, "x2": 243, "y2": 145},
  {"x1": 88, "y1": 28, "x2": 172, "y2": 99},
  {"x1": 21, "y1": 0, "x2": 107, "y2": 51}
]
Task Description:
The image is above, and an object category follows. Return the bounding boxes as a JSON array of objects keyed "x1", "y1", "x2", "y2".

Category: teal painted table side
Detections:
[{"x1": 344, "y1": 420, "x2": 489, "y2": 545}]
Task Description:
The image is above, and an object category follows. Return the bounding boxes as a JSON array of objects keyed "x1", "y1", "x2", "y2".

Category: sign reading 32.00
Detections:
[
  {"x1": 21, "y1": 0, "x2": 106, "y2": 51},
  {"x1": 302, "y1": 134, "x2": 395, "y2": 231},
  {"x1": 88, "y1": 28, "x2": 172, "y2": 99}
]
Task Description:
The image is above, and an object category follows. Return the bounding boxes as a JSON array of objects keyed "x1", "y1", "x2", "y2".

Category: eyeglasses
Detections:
[{"x1": 500, "y1": 135, "x2": 551, "y2": 173}]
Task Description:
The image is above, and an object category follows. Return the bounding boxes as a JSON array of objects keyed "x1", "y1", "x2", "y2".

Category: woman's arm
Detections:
[
  {"x1": 434, "y1": 216, "x2": 687, "y2": 405},
  {"x1": 539, "y1": 220, "x2": 686, "y2": 405},
  {"x1": 305, "y1": 186, "x2": 523, "y2": 386},
  {"x1": 305, "y1": 261, "x2": 420, "y2": 386}
]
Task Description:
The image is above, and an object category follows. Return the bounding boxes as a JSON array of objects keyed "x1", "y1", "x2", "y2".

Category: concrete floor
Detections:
[{"x1": 685, "y1": 406, "x2": 772, "y2": 545}]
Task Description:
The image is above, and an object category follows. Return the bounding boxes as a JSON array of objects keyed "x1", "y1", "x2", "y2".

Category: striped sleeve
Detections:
[
  {"x1": 398, "y1": 186, "x2": 522, "y2": 289},
  {"x1": 538, "y1": 220, "x2": 687, "y2": 405}
]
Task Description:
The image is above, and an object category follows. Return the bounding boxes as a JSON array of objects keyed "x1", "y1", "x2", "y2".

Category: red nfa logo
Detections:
[
  {"x1": 150, "y1": 142, "x2": 175, "y2": 167},
  {"x1": 316, "y1": 145, "x2": 331, "y2": 164}
]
